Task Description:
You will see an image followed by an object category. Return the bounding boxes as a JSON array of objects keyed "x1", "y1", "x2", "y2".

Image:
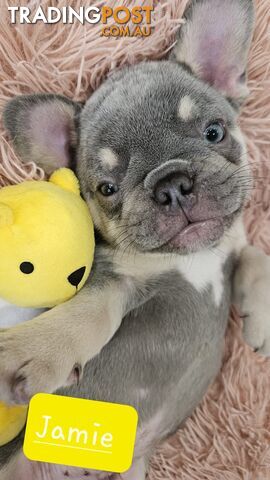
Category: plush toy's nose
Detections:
[{"x1": 68, "y1": 267, "x2": 86, "y2": 287}]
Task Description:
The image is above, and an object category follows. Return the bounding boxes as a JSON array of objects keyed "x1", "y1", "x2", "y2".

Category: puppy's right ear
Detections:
[
  {"x1": 3, "y1": 94, "x2": 81, "y2": 175},
  {"x1": 171, "y1": 0, "x2": 255, "y2": 102}
]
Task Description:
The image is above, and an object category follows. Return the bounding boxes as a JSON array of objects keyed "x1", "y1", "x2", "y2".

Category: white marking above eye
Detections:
[
  {"x1": 178, "y1": 95, "x2": 196, "y2": 121},
  {"x1": 99, "y1": 147, "x2": 119, "y2": 170}
]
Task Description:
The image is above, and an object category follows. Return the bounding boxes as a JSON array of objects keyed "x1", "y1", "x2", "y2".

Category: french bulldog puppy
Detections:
[{"x1": 1, "y1": 1, "x2": 270, "y2": 479}]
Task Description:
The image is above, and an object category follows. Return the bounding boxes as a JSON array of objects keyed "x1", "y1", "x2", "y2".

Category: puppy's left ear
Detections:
[
  {"x1": 171, "y1": 0, "x2": 255, "y2": 102},
  {"x1": 3, "y1": 94, "x2": 81, "y2": 175}
]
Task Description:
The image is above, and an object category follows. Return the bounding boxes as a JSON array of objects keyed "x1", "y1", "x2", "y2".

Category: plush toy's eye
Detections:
[
  {"x1": 20, "y1": 262, "x2": 34, "y2": 274},
  {"x1": 204, "y1": 121, "x2": 226, "y2": 144},
  {"x1": 98, "y1": 183, "x2": 119, "y2": 197}
]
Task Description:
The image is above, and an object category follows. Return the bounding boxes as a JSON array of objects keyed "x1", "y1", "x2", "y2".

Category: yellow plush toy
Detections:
[{"x1": 0, "y1": 168, "x2": 95, "y2": 446}]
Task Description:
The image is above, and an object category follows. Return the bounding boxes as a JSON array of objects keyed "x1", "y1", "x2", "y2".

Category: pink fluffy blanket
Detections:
[{"x1": 0, "y1": 1, "x2": 269, "y2": 478}]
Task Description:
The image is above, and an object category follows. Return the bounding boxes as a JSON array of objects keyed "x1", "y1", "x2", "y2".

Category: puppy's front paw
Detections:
[
  {"x1": 240, "y1": 305, "x2": 270, "y2": 356},
  {"x1": 234, "y1": 246, "x2": 270, "y2": 356},
  {"x1": 0, "y1": 328, "x2": 82, "y2": 404}
]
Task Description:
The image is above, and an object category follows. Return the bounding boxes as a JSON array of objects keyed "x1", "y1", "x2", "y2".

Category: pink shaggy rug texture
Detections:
[{"x1": 0, "y1": 1, "x2": 270, "y2": 478}]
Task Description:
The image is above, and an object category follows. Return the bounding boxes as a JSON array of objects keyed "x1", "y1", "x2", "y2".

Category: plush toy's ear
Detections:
[
  {"x1": 49, "y1": 168, "x2": 81, "y2": 196},
  {"x1": 0, "y1": 204, "x2": 13, "y2": 227},
  {"x1": 171, "y1": 0, "x2": 255, "y2": 102},
  {"x1": 3, "y1": 94, "x2": 82, "y2": 175}
]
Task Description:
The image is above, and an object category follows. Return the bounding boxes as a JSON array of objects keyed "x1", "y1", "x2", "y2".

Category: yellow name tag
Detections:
[{"x1": 24, "y1": 394, "x2": 138, "y2": 473}]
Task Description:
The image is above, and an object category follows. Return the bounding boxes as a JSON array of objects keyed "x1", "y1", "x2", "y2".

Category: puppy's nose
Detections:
[
  {"x1": 68, "y1": 266, "x2": 86, "y2": 287},
  {"x1": 154, "y1": 173, "x2": 193, "y2": 209}
]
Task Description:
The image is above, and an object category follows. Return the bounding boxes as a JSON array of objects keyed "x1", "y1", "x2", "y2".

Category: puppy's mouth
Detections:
[
  {"x1": 146, "y1": 193, "x2": 242, "y2": 253},
  {"x1": 165, "y1": 218, "x2": 224, "y2": 250}
]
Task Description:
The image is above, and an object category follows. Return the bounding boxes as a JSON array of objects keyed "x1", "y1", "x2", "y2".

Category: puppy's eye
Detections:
[
  {"x1": 204, "y1": 122, "x2": 226, "y2": 144},
  {"x1": 98, "y1": 183, "x2": 119, "y2": 197},
  {"x1": 20, "y1": 262, "x2": 34, "y2": 274}
]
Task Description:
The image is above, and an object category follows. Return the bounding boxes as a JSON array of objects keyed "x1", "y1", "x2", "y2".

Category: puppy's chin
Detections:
[
  {"x1": 131, "y1": 212, "x2": 239, "y2": 256},
  {"x1": 140, "y1": 220, "x2": 223, "y2": 255},
  {"x1": 164, "y1": 218, "x2": 224, "y2": 251}
]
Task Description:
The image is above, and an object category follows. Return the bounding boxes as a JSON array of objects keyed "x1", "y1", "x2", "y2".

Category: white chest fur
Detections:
[
  {"x1": 176, "y1": 217, "x2": 247, "y2": 304},
  {"x1": 175, "y1": 250, "x2": 225, "y2": 305},
  {"x1": 114, "y1": 217, "x2": 246, "y2": 307},
  {"x1": 0, "y1": 298, "x2": 46, "y2": 328}
]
